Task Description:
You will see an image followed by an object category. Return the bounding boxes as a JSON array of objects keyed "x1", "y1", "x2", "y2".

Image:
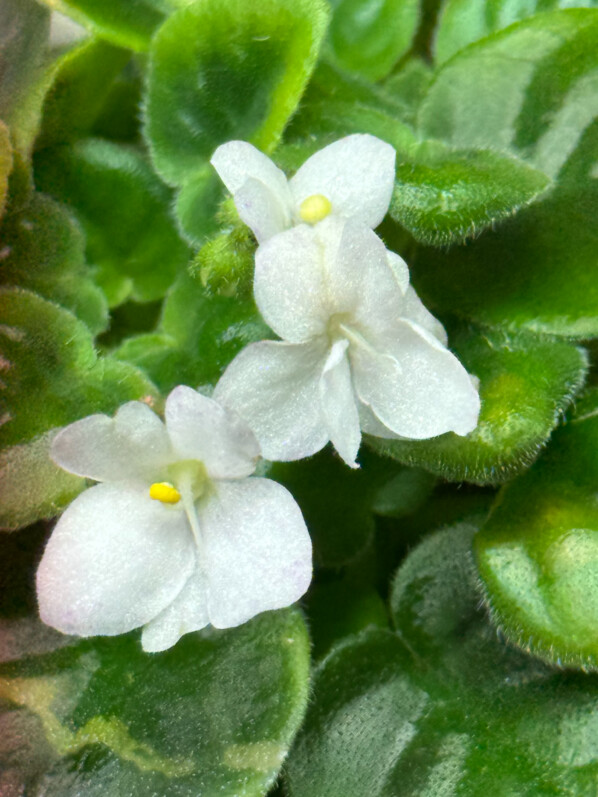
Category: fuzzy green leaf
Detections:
[
  {"x1": 435, "y1": 0, "x2": 598, "y2": 65},
  {"x1": 285, "y1": 523, "x2": 598, "y2": 796},
  {"x1": 115, "y1": 271, "x2": 271, "y2": 393},
  {"x1": 366, "y1": 324, "x2": 588, "y2": 485},
  {"x1": 0, "y1": 287, "x2": 157, "y2": 450},
  {"x1": 0, "y1": 192, "x2": 107, "y2": 333},
  {"x1": 34, "y1": 140, "x2": 190, "y2": 306},
  {"x1": 326, "y1": 0, "x2": 419, "y2": 81},
  {"x1": 0, "y1": 608, "x2": 310, "y2": 796},
  {"x1": 390, "y1": 140, "x2": 551, "y2": 244},
  {"x1": 476, "y1": 388, "x2": 598, "y2": 670}
]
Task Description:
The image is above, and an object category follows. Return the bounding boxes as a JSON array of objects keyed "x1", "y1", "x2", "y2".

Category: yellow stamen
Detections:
[
  {"x1": 149, "y1": 482, "x2": 181, "y2": 504},
  {"x1": 298, "y1": 194, "x2": 332, "y2": 224}
]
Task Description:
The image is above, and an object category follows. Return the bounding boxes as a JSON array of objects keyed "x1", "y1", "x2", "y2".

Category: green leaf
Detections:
[
  {"x1": 145, "y1": 0, "x2": 329, "y2": 185},
  {"x1": 435, "y1": 0, "x2": 598, "y2": 65},
  {"x1": 0, "y1": 192, "x2": 108, "y2": 333},
  {"x1": 0, "y1": 430, "x2": 84, "y2": 530},
  {"x1": 409, "y1": 119, "x2": 598, "y2": 338},
  {"x1": 115, "y1": 271, "x2": 271, "y2": 393},
  {"x1": 420, "y1": 10, "x2": 598, "y2": 177},
  {"x1": 270, "y1": 450, "x2": 388, "y2": 567},
  {"x1": 475, "y1": 387, "x2": 598, "y2": 670},
  {"x1": 37, "y1": 38, "x2": 131, "y2": 148},
  {"x1": 34, "y1": 139, "x2": 191, "y2": 306},
  {"x1": 0, "y1": 287, "x2": 157, "y2": 450},
  {"x1": 390, "y1": 140, "x2": 551, "y2": 244},
  {"x1": 0, "y1": 608, "x2": 310, "y2": 796},
  {"x1": 0, "y1": 120, "x2": 13, "y2": 220},
  {"x1": 285, "y1": 523, "x2": 598, "y2": 796},
  {"x1": 326, "y1": 0, "x2": 419, "y2": 81},
  {"x1": 37, "y1": 0, "x2": 167, "y2": 52},
  {"x1": 0, "y1": 0, "x2": 51, "y2": 157},
  {"x1": 366, "y1": 324, "x2": 588, "y2": 485}
]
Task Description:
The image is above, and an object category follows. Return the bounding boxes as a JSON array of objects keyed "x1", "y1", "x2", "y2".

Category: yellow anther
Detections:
[
  {"x1": 149, "y1": 482, "x2": 181, "y2": 504},
  {"x1": 298, "y1": 194, "x2": 332, "y2": 224}
]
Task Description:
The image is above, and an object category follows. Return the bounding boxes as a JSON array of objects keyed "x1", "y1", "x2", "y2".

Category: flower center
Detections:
[
  {"x1": 299, "y1": 194, "x2": 332, "y2": 224},
  {"x1": 149, "y1": 482, "x2": 181, "y2": 504}
]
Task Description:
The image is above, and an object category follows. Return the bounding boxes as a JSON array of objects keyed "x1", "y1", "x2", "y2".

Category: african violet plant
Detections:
[{"x1": 0, "y1": 0, "x2": 597, "y2": 793}]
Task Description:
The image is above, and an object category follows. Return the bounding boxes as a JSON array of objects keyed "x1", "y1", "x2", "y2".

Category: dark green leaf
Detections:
[
  {"x1": 34, "y1": 140, "x2": 191, "y2": 306},
  {"x1": 0, "y1": 609, "x2": 310, "y2": 796},
  {"x1": 0, "y1": 120, "x2": 13, "y2": 220},
  {"x1": 366, "y1": 324, "x2": 588, "y2": 484},
  {"x1": 476, "y1": 387, "x2": 598, "y2": 669},
  {"x1": 390, "y1": 140, "x2": 551, "y2": 244},
  {"x1": 0, "y1": 192, "x2": 107, "y2": 333},
  {"x1": 37, "y1": 38, "x2": 131, "y2": 148},
  {"x1": 115, "y1": 271, "x2": 271, "y2": 393},
  {"x1": 145, "y1": 0, "x2": 329, "y2": 185},
  {"x1": 285, "y1": 523, "x2": 598, "y2": 796},
  {"x1": 0, "y1": 287, "x2": 157, "y2": 449},
  {"x1": 326, "y1": 0, "x2": 419, "y2": 81}
]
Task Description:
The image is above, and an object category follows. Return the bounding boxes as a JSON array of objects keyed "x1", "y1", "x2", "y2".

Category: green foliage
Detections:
[
  {"x1": 116, "y1": 271, "x2": 271, "y2": 392},
  {"x1": 476, "y1": 388, "x2": 598, "y2": 669},
  {"x1": 0, "y1": 0, "x2": 51, "y2": 158},
  {"x1": 326, "y1": 0, "x2": 419, "y2": 81},
  {"x1": 391, "y1": 140, "x2": 551, "y2": 244},
  {"x1": 435, "y1": 0, "x2": 598, "y2": 65},
  {"x1": 366, "y1": 324, "x2": 588, "y2": 484},
  {"x1": 0, "y1": 287, "x2": 157, "y2": 449},
  {"x1": 0, "y1": 192, "x2": 107, "y2": 332},
  {"x1": 34, "y1": 139, "x2": 190, "y2": 306},
  {"x1": 0, "y1": 607, "x2": 310, "y2": 796},
  {"x1": 37, "y1": 0, "x2": 167, "y2": 52},
  {"x1": 0, "y1": 121, "x2": 13, "y2": 220},
  {"x1": 285, "y1": 523, "x2": 598, "y2": 796}
]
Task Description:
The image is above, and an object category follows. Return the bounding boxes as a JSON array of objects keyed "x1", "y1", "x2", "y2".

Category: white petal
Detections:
[
  {"x1": 234, "y1": 177, "x2": 289, "y2": 243},
  {"x1": 165, "y1": 386, "x2": 259, "y2": 480},
  {"x1": 290, "y1": 134, "x2": 396, "y2": 228},
  {"x1": 36, "y1": 484, "x2": 195, "y2": 638},
  {"x1": 141, "y1": 565, "x2": 209, "y2": 653},
  {"x1": 359, "y1": 401, "x2": 400, "y2": 439},
  {"x1": 386, "y1": 250, "x2": 410, "y2": 295},
  {"x1": 320, "y1": 340, "x2": 361, "y2": 468},
  {"x1": 317, "y1": 219, "x2": 405, "y2": 335},
  {"x1": 214, "y1": 340, "x2": 329, "y2": 462},
  {"x1": 254, "y1": 225, "x2": 328, "y2": 343},
  {"x1": 201, "y1": 478, "x2": 312, "y2": 628},
  {"x1": 399, "y1": 285, "x2": 448, "y2": 346},
  {"x1": 51, "y1": 402, "x2": 171, "y2": 483},
  {"x1": 211, "y1": 140, "x2": 290, "y2": 198},
  {"x1": 351, "y1": 321, "x2": 480, "y2": 439}
]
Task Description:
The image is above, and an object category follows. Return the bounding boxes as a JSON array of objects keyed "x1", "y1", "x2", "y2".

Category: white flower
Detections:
[
  {"x1": 210, "y1": 134, "x2": 396, "y2": 243},
  {"x1": 36, "y1": 387, "x2": 312, "y2": 653},
  {"x1": 214, "y1": 219, "x2": 481, "y2": 468}
]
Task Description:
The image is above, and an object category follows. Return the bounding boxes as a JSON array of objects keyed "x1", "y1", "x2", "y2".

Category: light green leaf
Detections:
[
  {"x1": 285, "y1": 523, "x2": 598, "y2": 796},
  {"x1": 34, "y1": 139, "x2": 191, "y2": 306},
  {"x1": 115, "y1": 271, "x2": 271, "y2": 393},
  {"x1": 476, "y1": 387, "x2": 598, "y2": 670},
  {"x1": 37, "y1": 0, "x2": 167, "y2": 52},
  {"x1": 0, "y1": 0, "x2": 51, "y2": 157},
  {"x1": 326, "y1": 0, "x2": 419, "y2": 81},
  {"x1": 0, "y1": 192, "x2": 107, "y2": 333},
  {"x1": 390, "y1": 140, "x2": 551, "y2": 244},
  {"x1": 0, "y1": 608, "x2": 310, "y2": 796},
  {"x1": 0, "y1": 287, "x2": 157, "y2": 450},
  {"x1": 435, "y1": 0, "x2": 598, "y2": 65},
  {"x1": 144, "y1": 0, "x2": 328, "y2": 242},
  {"x1": 366, "y1": 324, "x2": 588, "y2": 485}
]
